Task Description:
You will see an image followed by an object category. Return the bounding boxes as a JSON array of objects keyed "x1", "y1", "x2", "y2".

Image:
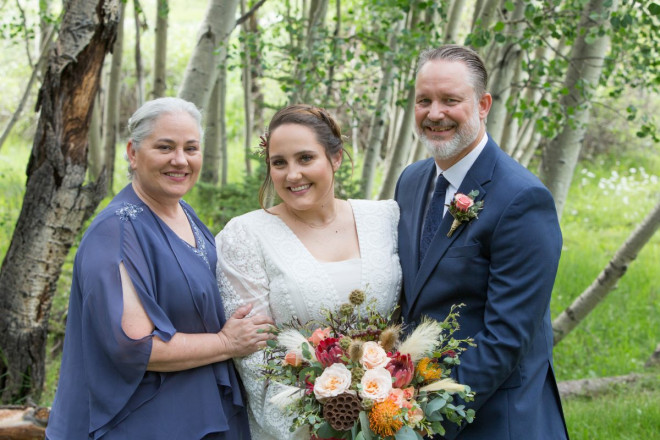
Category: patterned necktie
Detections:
[{"x1": 419, "y1": 174, "x2": 450, "y2": 263}]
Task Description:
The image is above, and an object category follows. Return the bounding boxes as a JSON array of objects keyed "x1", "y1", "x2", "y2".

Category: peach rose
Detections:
[
  {"x1": 454, "y1": 193, "x2": 474, "y2": 212},
  {"x1": 388, "y1": 388, "x2": 408, "y2": 408},
  {"x1": 407, "y1": 404, "x2": 424, "y2": 425},
  {"x1": 359, "y1": 367, "x2": 393, "y2": 402},
  {"x1": 283, "y1": 350, "x2": 303, "y2": 367},
  {"x1": 313, "y1": 363, "x2": 352, "y2": 400},
  {"x1": 360, "y1": 341, "x2": 390, "y2": 369},
  {"x1": 402, "y1": 386, "x2": 416, "y2": 401},
  {"x1": 308, "y1": 327, "x2": 332, "y2": 346}
]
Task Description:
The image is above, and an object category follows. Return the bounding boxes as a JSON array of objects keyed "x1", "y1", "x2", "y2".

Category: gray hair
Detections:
[
  {"x1": 125, "y1": 97, "x2": 203, "y2": 178},
  {"x1": 416, "y1": 45, "x2": 488, "y2": 99}
]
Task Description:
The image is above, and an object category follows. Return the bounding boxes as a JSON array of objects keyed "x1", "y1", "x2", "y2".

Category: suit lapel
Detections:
[{"x1": 407, "y1": 138, "x2": 498, "y2": 313}]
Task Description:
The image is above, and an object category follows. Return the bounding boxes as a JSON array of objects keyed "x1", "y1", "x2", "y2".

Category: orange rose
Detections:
[{"x1": 283, "y1": 350, "x2": 303, "y2": 367}]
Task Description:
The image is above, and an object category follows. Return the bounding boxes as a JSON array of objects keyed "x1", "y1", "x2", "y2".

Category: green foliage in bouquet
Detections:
[{"x1": 262, "y1": 290, "x2": 477, "y2": 440}]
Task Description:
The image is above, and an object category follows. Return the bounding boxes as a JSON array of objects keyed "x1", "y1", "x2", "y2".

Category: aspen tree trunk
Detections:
[
  {"x1": 202, "y1": 77, "x2": 223, "y2": 185},
  {"x1": 178, "y1": 0, "x2": 239, "y2": 111},
  {"x1": 411, "y1": 138, "x2": 427, "y2": 163},
  {"x1": 240, "y1": 0, "x2": 253, "y2": 177},
  {"x1": 133, "y1": 0, "x2": 145, "y2": 106},
  {"x1": 552, "y1": 197, "x2": 660, "y2": 344},
  {"x1": 485, "y1": 0, "x2": 526, "y2": 145},
  {"x1": 102, "y1": 0, "x2": 126, "y2": 194},
  {"x1": 498, "y1": 62, "x2": 524, "y2": 154},
  {"x1": 0, "y1": 0, "x2": 119, "y2": 404},
  {"x1": 289, "y1": 0, "x2": 329, "y2": 104},
  {"x1": 88, "y1": 95, "x2": 104, "y2": 179},
  {"x1": 472, "y1": 0, "x2": 499, "y2": 31},
  {"x1": 378, "y1": 86, "x2": 416, "y2": 200},
  {"x1": 0, "y1": 27, "x2": 54, "y2": 152},
  {"x1": 246, "y1": 6, "x2": 264, "y2": 137},
  {"x1": 508, "y1": 45, "x2": 550, "y2": 156},
  {"x1": 39, "y1": 1, "x2": 51, "y2": 50},
  {"x1": 378, "y1": 3, "x2": 429, "y2": 199},
  {"x1": 540, "y1": 0, "x2": 617, "y2": 218},
  {"x1": 324, "y1": 0, "x2": 341, "y2": 103},
  {"x1": 360, "y1": 20, "x2": 404, "y2": 198},
  {"x1": 471, "y1": 0, "x2": 485, "y2": 28},
  {"x1": 445, "y1": 0, "x2": 468, "y2": 43},
  {"x1": 151, "y1": 0, "x2": 168, "y2": 98}
]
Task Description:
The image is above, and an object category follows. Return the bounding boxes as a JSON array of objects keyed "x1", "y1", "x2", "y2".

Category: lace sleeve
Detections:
[
  {"x1": 216, "y1": 216, "x2": 307, "y2": 439},
  {"x1": 216, "y1": 217, "x2": 272, "y2": 319}
]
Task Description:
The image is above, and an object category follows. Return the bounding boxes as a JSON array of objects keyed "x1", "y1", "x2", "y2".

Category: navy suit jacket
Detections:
[{"x1": 395, "y1": 136, "x2": 569, "y2": 439}]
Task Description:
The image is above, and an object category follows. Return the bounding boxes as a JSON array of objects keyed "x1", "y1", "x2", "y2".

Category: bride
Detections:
[{"x1": 216, "y1": 104, "x2": 402, "y2": 439}]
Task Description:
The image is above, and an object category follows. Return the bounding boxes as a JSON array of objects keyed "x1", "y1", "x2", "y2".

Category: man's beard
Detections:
[{"x1": 417, "y1": 106, "x2": 481, "y2": 161}]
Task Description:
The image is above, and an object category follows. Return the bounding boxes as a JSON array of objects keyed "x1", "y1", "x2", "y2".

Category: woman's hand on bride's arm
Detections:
[
  {"x1": 147, "y1": 303, "x2": 275, "y2": 371},
  {"x1": 218, "y1": 303, "x2": 276, "y2": 358}
]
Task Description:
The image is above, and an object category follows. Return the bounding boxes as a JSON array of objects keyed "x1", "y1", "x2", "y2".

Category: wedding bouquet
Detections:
[{"x1": 262, "y1": 290, "x2": 476, "y2": 440}]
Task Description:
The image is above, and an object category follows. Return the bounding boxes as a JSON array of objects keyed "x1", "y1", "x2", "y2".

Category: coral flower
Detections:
[
  {"x1": 309, "y1": 327, "x2": 332, "y2": 346},
  {"x1": 417, "y1": 357, "x2": 443, "y2": 382},
  {"x1": 369, "y1": 399, "x2": 403, "y2": 437},
  {"x1": 315, "y1": 338, "x2": 347, "y2": 367}
]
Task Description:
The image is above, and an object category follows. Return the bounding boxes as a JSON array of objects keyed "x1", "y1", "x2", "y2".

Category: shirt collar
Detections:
[{"x1": 435, "y1": 132, "x2": 488, "y2": 189}]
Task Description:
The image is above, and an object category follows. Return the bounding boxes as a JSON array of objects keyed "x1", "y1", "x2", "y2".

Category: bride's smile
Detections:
[{"x1": 268, "y1": 123, "x2": 341, "y2": 219}]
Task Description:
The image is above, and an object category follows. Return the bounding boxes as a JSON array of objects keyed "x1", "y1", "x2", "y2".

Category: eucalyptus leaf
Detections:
[
  {"x1": 425, "y1": 396, "x2": 448, "y2": 422},
  {"x1": 394, "y1": 425, "x2": 422, "y2": 440},
  {"x1": 359, "y1": 411, "x2": 373, "y2": 440},
  {"x1": 317, "y1": 422, "x2": 344, "y2": 439}
]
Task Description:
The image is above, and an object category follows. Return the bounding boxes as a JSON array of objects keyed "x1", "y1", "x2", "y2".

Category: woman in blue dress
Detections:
[{"x1": 46, "y1": 97, "x2": 273, "y2": 440}]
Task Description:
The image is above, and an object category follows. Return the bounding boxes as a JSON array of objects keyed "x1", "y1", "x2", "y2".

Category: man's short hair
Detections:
[{"x1": 416, "y1": 45, "x2": 488, "y2": 98}]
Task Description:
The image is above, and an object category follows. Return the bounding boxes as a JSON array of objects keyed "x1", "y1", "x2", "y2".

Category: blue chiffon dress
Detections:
[{"x1": 46, "y1": 184, "x2": 250, "y2": 440}]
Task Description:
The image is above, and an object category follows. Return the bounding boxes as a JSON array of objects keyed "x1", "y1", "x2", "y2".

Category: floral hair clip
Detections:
[
  {"x1": 447, "y1": 190, "x2": 484, "y2": 237},
  {"x1": 257, "y1": 133, "x2": 269, "y2": 158}
]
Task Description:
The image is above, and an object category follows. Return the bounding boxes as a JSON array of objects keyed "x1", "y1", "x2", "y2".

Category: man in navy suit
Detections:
[{"x1": 395, "y1": 45, "x2": 569, "y2": 439}]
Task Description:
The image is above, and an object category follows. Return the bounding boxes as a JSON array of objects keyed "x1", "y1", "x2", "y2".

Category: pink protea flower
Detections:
[
  {"x1": 315, "y1": 338, "x2": 347, "y2": 367},
  {"x1": 385, "y1": 352, "x2": 414, "y2": 388}
]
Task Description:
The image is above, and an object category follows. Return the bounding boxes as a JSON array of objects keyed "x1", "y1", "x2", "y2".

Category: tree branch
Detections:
[{"x1": 235, "y1": 0, "x2": 267, "y2": 28}]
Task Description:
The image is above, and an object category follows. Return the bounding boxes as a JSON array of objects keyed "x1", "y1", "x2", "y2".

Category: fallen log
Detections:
[
  {"x1": 557, "y1": 373, "x2": 644, "y2": 399},
  {"x1": 0, "y1": 406, "x2": 48, "y2": 440}
]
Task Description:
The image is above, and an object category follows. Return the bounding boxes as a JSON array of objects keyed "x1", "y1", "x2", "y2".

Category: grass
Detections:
[
  {"x1": 552, "y1": 153, "x2": 660, "y2": 382},
  {"x1": 562, "y1": 372, "x2": 660, "y2": 440},
  {"x1": 1, "y1": 139, "x2": 659, "y2": 436}
]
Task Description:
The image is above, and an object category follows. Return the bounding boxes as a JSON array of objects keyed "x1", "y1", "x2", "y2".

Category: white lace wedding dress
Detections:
[{"x1": 216, "y1": 199, "x2": 402, "y2": 440}]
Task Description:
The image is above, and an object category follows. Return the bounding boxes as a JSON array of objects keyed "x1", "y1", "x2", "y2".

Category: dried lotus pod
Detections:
[{"x1": 322, "y1": 392, "x2": 361, "y2": 431}]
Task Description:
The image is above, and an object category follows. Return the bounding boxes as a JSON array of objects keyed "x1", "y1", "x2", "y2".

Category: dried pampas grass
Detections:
[
  {"x1": 278, "y1": 328, "x2": 317, "y2": 361},
  {"x1": 419, "y1": 378, "x2": 466, "y2": 394},
  {"x1": 397, "y1": 318, "x2": 442, "y2": 363}
]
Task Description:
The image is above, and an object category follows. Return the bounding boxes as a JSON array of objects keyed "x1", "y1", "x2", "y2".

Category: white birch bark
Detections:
[
  {"x1": 151, "y1": 0, "x2": 168, "y2": 98},
  {"x1": 444, "y1": 0, "x2": 469, "y2": 43},
  {"x1": 359, "y1": 20, "x2": 403, "y2": 198},
  {"x1": 240, "y1": 0, "x2": 253, "y2": 177},
  {"x1": 178, "y1": 0, "x2": 239, "y2": 111},
  {"x1": 540, "y1": 0, "x2": 618, "y2": 218},
  {"x1": 0, "y1": 27, "x2": 55, "y2": 152},
  {"x1": 485, "y1": 0, "x2": 526, "y2": 145},
  {"x1": 378, "y1": 86, "x2": 416, "y2": 200},
  {"x1": 102, "y1": 0, "x2": 126, "y2": 194}
]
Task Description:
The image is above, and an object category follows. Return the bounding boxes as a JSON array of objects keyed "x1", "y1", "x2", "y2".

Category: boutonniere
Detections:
[{"x1": 447, "y1": 190, "x2": 484, "y2": 237}]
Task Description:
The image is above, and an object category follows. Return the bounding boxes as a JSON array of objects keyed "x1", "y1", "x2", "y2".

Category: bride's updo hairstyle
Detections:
[{"x1": 258, "y1": 104, "x2": 349, "y2": 209}]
